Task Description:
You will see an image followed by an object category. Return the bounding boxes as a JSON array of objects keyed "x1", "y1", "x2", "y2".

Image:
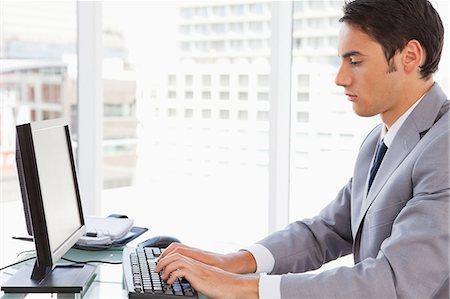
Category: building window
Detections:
[
  {"x1": 238, "y1": 75, "x2": 248, "y2": 87},
  {"x1": 220, "y1": 91, "x2": 229, "y2": 100},
  {"x1": 238, "y1": 110, "x2": 248, "y2": 120},
  {"x1": 168, "y1": 74, "x2": 176, "y2": 86},
  {"x1": 257, "y1": 111, "x2": 268, "y2": 121},
  {"x1": 219, "y1": 109, "x2": 229, "y2": 119},
  {"x1": 27, "y1": 85, "x2": 35, "y2": 102},
  {"x1": 185, "y1": 91, "x2": 194, "y2": 99},
  {"x1": 238, "y1": 92, "x2": 248, "y2": 101},
  {"x1": 202, "y1": 91, "x2": 211, "y2": 100},
  {"x1": 257, "y1": 92, "x2": 269, "y2": 101},
  {"x1": 42, "y1": 84, "x2": 61, "y2": 103},
  {"x1": 168, "y1": 108, "x2": 176, "y2": 117},
  {"x1": 220, "y1": 74, "x2": 230, "y2": 86},
  {"x1": 257, "y1": 74, "x2": 269, "y2": 87},
  {"x1": 202, "y1": 75, "x2": 212, "y2": 87},
  {"x1": 168, "y1": 90, "x2": 176, "y2": 99},
  {"x1": 185, "y1": 74, "x2": 194, "y2": 87},
  {"x1": 297, "y1": 74, "x2": 309, "y2": 87},
  {"x1": 296, "y1": 112, "x2": 309, "y2": 123},
  {"x1": 184, "y1": 108, "x2": 194, "y2": 118},
  {"x1": 297, "y1": 93, "x2": 309, "y2": 102},
  {"x1": 202, "y1": 109, "x2": 212, "y2": 119}
]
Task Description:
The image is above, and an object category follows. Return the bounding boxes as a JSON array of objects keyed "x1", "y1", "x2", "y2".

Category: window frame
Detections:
[{"x1": 77, "y1": 2, "x2": 103, "y2": 216}]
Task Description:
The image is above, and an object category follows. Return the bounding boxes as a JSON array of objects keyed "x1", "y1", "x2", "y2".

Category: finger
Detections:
[
  {"x1": 159, "y1": 242, "x2": 183, "y2": 259},
  {"x1": 155, "y1": 252, "x2": 178, "y2": 273},
  {"x1": 161, "y1": 254, "x2": 201, "y2": 282},
  {"x1": 163, "y1": 245, "x2": 208, "y2": 264},
  {"x1": 160, "y1": 258, "x2": 189, "y2": 281},
  {"x1": 155, "y1": 253, "x2": 190, "y2": 278},
  {"x1": 167, "y1": 268, "x2": 188, "y2": 285},
  {"x1": 155, "y1": 256, "x2": 173, "y2": 273},
  {"x1": 163, "y1": 258, "x2": 202, "y2": 285}
]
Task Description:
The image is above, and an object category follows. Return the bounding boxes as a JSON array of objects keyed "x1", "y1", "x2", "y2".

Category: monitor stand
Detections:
[{"x1": 1, "y1": 262, "x2": 96, "y2": 296}]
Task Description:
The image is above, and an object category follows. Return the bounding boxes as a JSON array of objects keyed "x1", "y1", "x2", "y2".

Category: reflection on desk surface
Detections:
[{"x1": 1, "y1": 247, "x2": 210, "y2": 299}]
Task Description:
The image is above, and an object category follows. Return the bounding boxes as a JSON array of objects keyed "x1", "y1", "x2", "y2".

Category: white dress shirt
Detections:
[{"x1": 244, "y1": 96, "x2": 424, "y2": 299}]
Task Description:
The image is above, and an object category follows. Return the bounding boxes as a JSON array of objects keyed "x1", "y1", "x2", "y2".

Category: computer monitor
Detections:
[{"x1": 1, "y1": 119, "x2": 96, "y2": 294}]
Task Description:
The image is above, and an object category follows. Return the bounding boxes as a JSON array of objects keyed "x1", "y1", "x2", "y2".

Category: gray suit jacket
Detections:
[{"x1": 258, "y1": 83, "x2": 449, "y2": 298}]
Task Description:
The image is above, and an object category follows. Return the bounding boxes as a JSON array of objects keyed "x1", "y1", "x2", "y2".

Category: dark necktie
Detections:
[{"x1": 368, "y1": 140, "x2": 388, "y2": 192}]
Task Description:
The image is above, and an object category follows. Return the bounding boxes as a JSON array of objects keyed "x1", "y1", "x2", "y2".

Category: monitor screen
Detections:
[
  {"x1": 30, "y1": 120, "x2": 84, "y2": 264},
  {"x1": 1, "y1": 119, "x2": 95, "y2": 294}
]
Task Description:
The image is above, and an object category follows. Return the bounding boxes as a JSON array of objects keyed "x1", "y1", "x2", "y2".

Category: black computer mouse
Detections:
[
  {"x1": 137, "y1": 235, "x2": 181, "y2": 248},
  {"x1": 108, "y1": 213, "x2": 128, "y2": 218}
]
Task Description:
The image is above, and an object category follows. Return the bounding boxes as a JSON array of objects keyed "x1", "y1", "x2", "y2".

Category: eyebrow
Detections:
[{"x1": 340, "y1": 50, "x2": 364, "y2": 58}]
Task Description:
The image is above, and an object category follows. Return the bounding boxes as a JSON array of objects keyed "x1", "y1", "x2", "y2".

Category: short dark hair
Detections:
[{"x1": 340, "y1": 0, "x2": 444, "y2": 79}]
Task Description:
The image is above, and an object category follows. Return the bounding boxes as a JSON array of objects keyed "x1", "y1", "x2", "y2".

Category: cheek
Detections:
[
  {"x1": 357, "y1": 68, "x2": 391, "y2": 99},
  {"x1": 352, "y1": 70, "x2": 389, "y2": 116}
]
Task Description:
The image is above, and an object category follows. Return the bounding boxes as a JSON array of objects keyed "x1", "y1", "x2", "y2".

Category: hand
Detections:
[
  {"x1": 155, "y1": 252, "x2": 259, "y2": 299},
  {"x1": 159, "y1": 243, "x2": 257, "y2": 274}
]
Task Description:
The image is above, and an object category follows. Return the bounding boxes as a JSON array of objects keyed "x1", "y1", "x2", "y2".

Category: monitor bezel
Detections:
[{"x1": 15, "y1": 119, "x2": 86, "y2": 280}]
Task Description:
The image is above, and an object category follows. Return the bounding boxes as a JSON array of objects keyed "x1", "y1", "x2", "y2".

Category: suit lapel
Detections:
[
  {"x1": 353, "y1": 83, "x2": 447, "y2": 239},
  {"x1": 362, "y1": 119, "x2": 419, "y2": 210}
]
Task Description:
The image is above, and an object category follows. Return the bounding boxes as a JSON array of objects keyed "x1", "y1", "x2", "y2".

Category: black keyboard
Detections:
[{"x1": 123, "y1": 247, "x2": 198, "y2": 299}]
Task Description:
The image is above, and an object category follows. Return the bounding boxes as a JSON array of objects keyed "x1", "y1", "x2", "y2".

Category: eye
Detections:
[{"x1": 349, "y1": 57, "x2": 361, "y2": 66}]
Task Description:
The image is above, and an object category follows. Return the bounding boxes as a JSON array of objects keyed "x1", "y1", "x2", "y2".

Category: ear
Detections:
[{"x1": 402, "y1": 39, "x2": 425, "y2": 74}]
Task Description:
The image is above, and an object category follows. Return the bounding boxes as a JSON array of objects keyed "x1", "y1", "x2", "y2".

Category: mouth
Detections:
[{"x1": 345, "y1": 92, "x2": 357, "y2": 101}]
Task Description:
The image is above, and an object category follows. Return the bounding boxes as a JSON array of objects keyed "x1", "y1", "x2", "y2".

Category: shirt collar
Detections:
[{"x1": 382, "y1": 95, "x2": 425, "y2": 147}]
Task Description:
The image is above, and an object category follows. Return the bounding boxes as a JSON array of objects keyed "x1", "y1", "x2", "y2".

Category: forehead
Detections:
[{"x1": 337, "y1": 22, "x2": 382, "y2": 57}]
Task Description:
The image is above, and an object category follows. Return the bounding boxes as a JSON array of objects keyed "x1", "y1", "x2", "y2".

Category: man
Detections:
[{"x1": 155, "y1": 0, "x2": 449, "y2": 298}]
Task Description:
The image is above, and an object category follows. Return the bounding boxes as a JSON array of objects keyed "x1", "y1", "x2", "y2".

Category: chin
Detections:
[{"x1": 352, "y1": 106, "x2": 376, "y2": 118}]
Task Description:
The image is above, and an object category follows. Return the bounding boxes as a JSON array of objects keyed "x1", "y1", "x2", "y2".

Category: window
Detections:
[
  {"x1": 184, "y1": 108, "x2": 194, "y2": 118},
  {"x1": 202, "y1": 91, "x2": 211, "y2": 100},
  {"x1": 219, "y1": 109, "x2": 230, "y2": 119},
  {"x1": 257, "y1": 111, "x2": 269, "y2": 121},
  {"x1": 230, "y1": 5, "x2": 244, "y2": 16},
  {"x1": 168, "y1": 91, "x2": 176, "y2": 99},
  {"x1": 185, "y1": 91, "x2": 194, "y2": 99},
  {"x1": 257, "y1": 74, "x2": 269, "y2": 86},
  {"x1": 220, "y1": 91, "x2": 229, "y2": 100},
  {"x1": 238, "y1": 75, "x2": 248, "y2": 87},
  {"x1": 100, "y1": 2, "x2": 272, "y2": 247},
  {"x1": 297, "y1": 92, "x2": 309, "y2": 102},
  {"x1": 202, "y1": 75, "x2": 212, "y2": 86},
  {"x1": 0, "y1": 2, "x2": 77, "y2": 207},
  {"x1": 296, "y1": 112, "x2": 309, "y2": 123},
  {"x1": 42, "y1": 84, "x2": 61, "y2": 103},
  {"x1": 168, "y1": 74, "x2": 176, "y2": 86},
  {"x1": 238, "y1": 110, "x2": 248, "y2": 120},
  {"x1": 168, "y1": 108, "x2": 177, "y2": 117},
  {"x1": 238, "y1": 92, "x2": 248, "y2": 101},
  {"x1": 185, "y1": 74, "x2": 194, "y2": 86},
  {"x1": 220, "y1": 74, "x2": 230, "y2": 86},
  {"x1": 202, "y1": 109, "x2": 212, "y2": 119},
  {"x1": 257, "y1": 92, "x2": 269, "y2": 101},
  {"x1": 229, "y1": 22, "x2": 244, "y2": 33}
]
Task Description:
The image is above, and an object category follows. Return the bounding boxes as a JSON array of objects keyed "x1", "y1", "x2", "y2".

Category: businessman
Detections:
[{"x1": 155, "y1": 0, "x2": 449, "y2": 298}]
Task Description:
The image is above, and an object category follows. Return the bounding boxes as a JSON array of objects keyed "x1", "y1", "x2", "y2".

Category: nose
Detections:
[{"x1": 335, "y1": 63, "x2": 351, "y2": 87}]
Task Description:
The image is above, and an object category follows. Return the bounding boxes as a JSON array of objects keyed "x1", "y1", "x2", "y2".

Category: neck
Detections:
[{"x1": 381, "y1": 80, "x2": 434, "y2": 129}]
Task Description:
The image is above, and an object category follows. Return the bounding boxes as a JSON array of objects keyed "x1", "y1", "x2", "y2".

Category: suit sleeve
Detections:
[{"x1": 257, "y1": 177, "x2": 354, "y2": 274}]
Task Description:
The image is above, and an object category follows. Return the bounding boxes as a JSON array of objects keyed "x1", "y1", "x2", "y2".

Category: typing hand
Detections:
[
  {"x1": 159, "y1": 243, "x2": 257, "y2": 274},
  {"x1": 155, "y1": 252, "x2": 258, "y2": 299},
  {"x1": 158, "y1": 243, "x2": 228, "y2": 269}
]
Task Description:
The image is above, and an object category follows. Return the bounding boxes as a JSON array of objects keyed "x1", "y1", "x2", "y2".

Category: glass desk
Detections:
[
  {"x1": 1, "y1": 247, "x2": 211, "y2": 299},
  {"x1": 1, "y1": 247, "x2": 126, "y2": 299}
]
